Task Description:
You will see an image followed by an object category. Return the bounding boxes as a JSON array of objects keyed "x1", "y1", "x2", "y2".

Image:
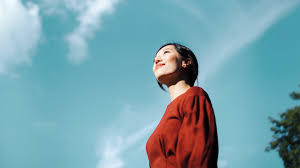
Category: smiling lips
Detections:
[{"x1": 155, "y1": 63, "x2": 165, "y2": 70}]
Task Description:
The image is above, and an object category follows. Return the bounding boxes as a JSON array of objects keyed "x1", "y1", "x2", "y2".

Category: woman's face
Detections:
[{"x1": 153, "y1": 45, "x2": 184, "y2": 85}]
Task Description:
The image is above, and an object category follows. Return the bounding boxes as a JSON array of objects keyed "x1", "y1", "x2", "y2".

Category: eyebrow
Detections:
[
  {"x1": 157, "y1": 48, "x2": 172, "y2": 55},
  {"x1": 161, "y1": 47, "x2": 172, "y2": 51},
  {"x1": 153, "y1": 47, "x2": 173, "y2": 60}
]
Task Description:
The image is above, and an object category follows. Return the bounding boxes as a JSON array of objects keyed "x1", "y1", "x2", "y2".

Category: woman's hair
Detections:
[{"x1": 155, "y1": 43, "x2": 199, "y2": 91}]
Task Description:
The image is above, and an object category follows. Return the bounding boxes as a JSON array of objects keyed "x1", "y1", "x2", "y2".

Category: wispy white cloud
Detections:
[
  {"x1": 37, "y1": 0, "x2": 91, "y2": 17},
  {"x1": 200, "y1": 0, "x2": 300, "y2": 83},
  {"x1": 37, "y1": 0, "x2": 64, "y2": 16},
  {"x1": 96, "y1": 104, "x2": 157, "y2": 168},
  {"x1": 96, "y1": 135, "x2": 124, "y2": 168},
  {"x1": 65, "y1": 0, "x2": 121, "y2": 64},
  {"x1": 0, "y1": 0, "x2": 41, "y2": 77},
  {"x1": 168, "y1": 0, "x2": 207, "y2": 24},
  {"x1": 170, "y1": 0, "x2": 300, "y2": 84},
  {"x1": 218, "y1": 159, "x2": 228, "y2": 168},
  {"x1": 34, "y1": 0, "x2": 121, "y2": 64},
  {"x1": 217, "y1": 146, "x2": 234, "y2": 168}
]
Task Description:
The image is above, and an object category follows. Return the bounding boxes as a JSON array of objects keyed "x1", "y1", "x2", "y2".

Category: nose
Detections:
[{"x1": 154, "y1": 56, "x2": 162, "y2": 64}]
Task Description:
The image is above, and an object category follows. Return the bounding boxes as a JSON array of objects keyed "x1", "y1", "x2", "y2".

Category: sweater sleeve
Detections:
[{"x1": 176, "y1": 94, "x2": 218, "y2": 168}]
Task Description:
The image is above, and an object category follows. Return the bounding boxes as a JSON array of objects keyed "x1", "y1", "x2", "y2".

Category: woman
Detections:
[{"x1": 146, "y1": 43, "x2": 219, "y2": 168}]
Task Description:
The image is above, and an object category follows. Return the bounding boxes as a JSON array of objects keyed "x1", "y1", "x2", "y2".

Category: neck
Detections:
[{"x1": 167, "y1": 80, "x2": 191, "y2": 101}]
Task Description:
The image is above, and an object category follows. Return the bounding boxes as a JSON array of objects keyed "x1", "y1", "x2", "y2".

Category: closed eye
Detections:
[{"x1": 163, "y1": 50, "x2": 170, "y2": 54}]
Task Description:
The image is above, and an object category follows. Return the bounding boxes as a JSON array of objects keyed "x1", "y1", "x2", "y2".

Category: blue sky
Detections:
[{"x1": 1, "y1": 0, "x2": 300, "y2": 168}]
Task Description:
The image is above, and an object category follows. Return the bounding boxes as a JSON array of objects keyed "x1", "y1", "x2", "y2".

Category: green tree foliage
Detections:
[{"x1": 266, "y1": 85, "x2": 300, "y2": 168}]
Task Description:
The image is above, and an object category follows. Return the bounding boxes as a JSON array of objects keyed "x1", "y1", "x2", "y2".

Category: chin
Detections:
[
  {"x1": 155, "y1": 74, "x2": 166, "y2": 84},
  {"x1": 156, "y1": 74, "x2": 174, "y2": 86},
  {"x1": 157, "y1": 71, "x2": 184, "y2": 86}
]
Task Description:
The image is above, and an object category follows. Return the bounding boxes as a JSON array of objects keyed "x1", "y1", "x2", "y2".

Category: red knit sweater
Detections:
[{"x1": 146, "y1": 86, "x2": 219, "y2": 168}]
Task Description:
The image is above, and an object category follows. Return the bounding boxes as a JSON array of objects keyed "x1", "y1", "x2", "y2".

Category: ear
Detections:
[{"x1": 182, "y1": 58, "x2": 192, "y2": 68}]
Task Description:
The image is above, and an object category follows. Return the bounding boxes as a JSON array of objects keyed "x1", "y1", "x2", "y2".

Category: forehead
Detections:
[
  {"x1": 156, "y1": 45, "x2": 175, "y2": 54},
  {"x1": 159, "y1": 45, "x2": 175, "y2": 51}
]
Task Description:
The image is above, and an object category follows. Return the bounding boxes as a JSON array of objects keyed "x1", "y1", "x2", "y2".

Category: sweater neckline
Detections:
[{"x1": 167, "y1": 86, "x2": 198, "y2": 107}]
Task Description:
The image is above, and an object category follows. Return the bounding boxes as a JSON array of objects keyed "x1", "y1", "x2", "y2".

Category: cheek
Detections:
[
  {"x1": 153, "y1": 65, "x2": 160, "y2": 77},
  {"x1": 167, "y1": 56, "x2": 181, "y2": 70}
]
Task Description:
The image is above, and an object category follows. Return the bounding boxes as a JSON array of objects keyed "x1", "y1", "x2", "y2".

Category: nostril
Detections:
[{"x1": 155, "y1": 59, "x2": 162, "y2": 64}]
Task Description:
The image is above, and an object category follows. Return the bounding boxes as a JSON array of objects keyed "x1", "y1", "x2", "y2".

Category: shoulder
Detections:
[
  {"x1": 181, "y1": 87, "x2": 214, "y2": 115},
  {"x1": 185, "y1": 86, "x2": 208, "y2": 98},
  {"x1": 183, "y1": 86, "x2": 212, "y2": 106}
]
